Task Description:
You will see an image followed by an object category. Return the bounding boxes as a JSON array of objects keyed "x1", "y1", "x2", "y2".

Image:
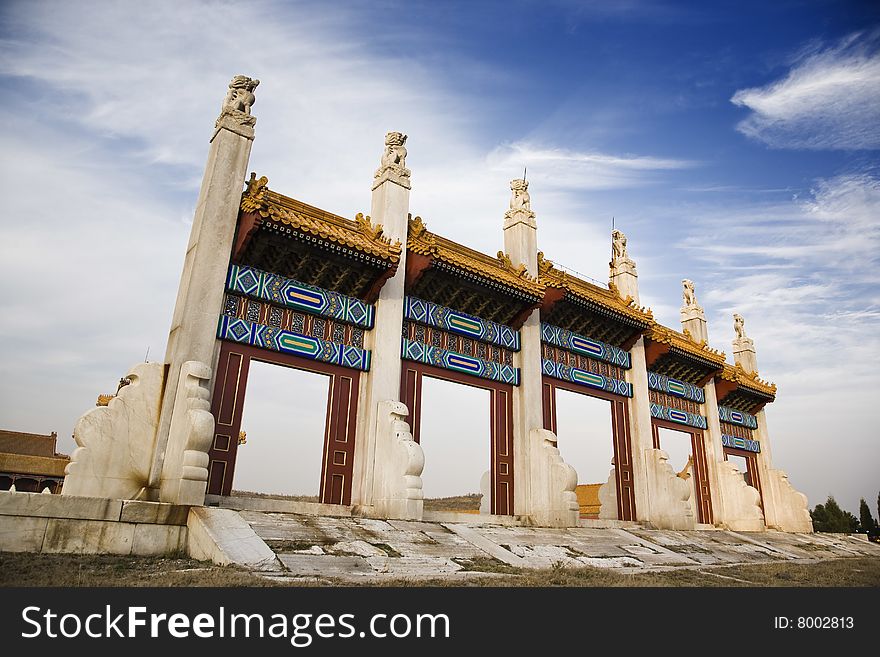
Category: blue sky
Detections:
[{"x1": 1, "y1": 1, "x2": 877, "y2": 516}]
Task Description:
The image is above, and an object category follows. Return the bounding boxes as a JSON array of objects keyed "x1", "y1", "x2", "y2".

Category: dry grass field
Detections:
[{"x1": 1, "y1": 552, "x2": 877, "y2": 587}]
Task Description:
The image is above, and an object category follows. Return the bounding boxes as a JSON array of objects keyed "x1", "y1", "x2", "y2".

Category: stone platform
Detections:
[{"x1": 234, "y1": 506, "x2": 880, "y2": 583}]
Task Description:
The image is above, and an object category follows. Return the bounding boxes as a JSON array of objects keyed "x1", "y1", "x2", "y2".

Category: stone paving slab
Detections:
[{"x1": 240, "y1": 510, "x2": 880, "y2": 581}]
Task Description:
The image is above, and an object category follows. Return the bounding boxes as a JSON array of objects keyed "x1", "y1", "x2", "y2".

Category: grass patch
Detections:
[
  {"x1": 265, "y1": 540, "x2": 324, "y2": 552},
  {"x1": 373, "y1": 543, "x2": 402, "y2": 557},
  {"x1": 2, "y1": 552, "x2": 878, "y2": 588},
  {"x1": 454, "y1": 557, "x2": 520, "y2": 574},
  {"x1": 423, "y1": 494, "x2": 481, "y2": 511},
  {"x1": 231, "y1": 490, "x2": 319, "y2": 502}
]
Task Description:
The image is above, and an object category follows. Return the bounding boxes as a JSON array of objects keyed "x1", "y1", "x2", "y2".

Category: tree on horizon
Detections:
[{"x1": 810, "y1": 496, "x2": 858, "y2": 533}]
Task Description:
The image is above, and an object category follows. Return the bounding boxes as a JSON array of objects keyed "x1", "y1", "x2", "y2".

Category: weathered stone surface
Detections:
[
  {"x1": 0, "y1": 515, "x2": 48, "y2": 552},
  {"x1": 238, "y1": 509, "x2": 880, "y2": 582},
  {"x1": 120, "y1": 500, "x2": 189, "y2": 525},
  {"x1": 42, "y1": 518, "x2": 135, "y2": 554},
  {"x1": 277, "y1": 554, "x2": 373, "y2": 576},
  {"x1": 187, "y1": 507, "x2": 278, "y2": 570},
  {"x1": 131, "y1": 524, "x2": 187, "y2": 556},
  {"x1": 0, "y1": 490, "x2": 122, "y2": 521},
  {"x1": 366, "y1": 555, "x2": 463, "y2": 576}
]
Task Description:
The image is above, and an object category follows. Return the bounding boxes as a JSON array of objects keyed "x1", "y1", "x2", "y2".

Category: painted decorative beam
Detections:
[
  {"x1": 647, "y1": 371, "x2": 705, "y2": 403},
  {"x1": 404, "y1": 296, "x2": 520, "y2": 351},
  {"x1": 718, "y1": 405, "x2": 758, "y2": 430},
  {"x1": 402, "y1": 338, "x2": 519, "y2": 385},
  {"x1": 721, "y1": 434, "x2": 761, "y2": 453},
  {"x1": 541, "y1": 323, "x2": 631, "y2": 369},
  {"x1": 541, "y1": 359, "x2": 633, "y2": 398},
  {"x1": 650, "y1": 403, "x2": 708, "y2": 430},
  {"x1": 227, "y1": 264, "x2": 375, "y2": 329},
  {"x1": 218, "y1": 315, "x2": 370, "y2": 371}
]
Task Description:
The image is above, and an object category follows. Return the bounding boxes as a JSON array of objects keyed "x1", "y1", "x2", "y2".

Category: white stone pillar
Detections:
[
  {"x1": 732, "y1": 314, "x2": 758, "y2": 374},
  {"x1": 702, "y1": 379, "x2": 729, "y2": 525},
  {"x1": 500, "y1": 181, "x2": 579, "y2": 525},
  {"x1": 680, "y1": 279, "x2": 708, "y2": 344},
  {"x1": 625, "y1": 337, "x2": 656, "y2": 522},
  {"x1": 502, "y1": 179, "x2": 543, "y2": 520},
  {"x1": 753, "y1": 408, "x2": 780, "y2": 526},
  {"x1": 609, "y1": 229, "x2": 639, "y2": 304},
  {"x1": 352, "y1": 132, "x2": 420, "y2": 519},
  {"x1": 152, "y1": 76, "x2": 260, "y2": 503},
  {"x1": 606, "y1": 231, "x2": 651, "y2": 522}
]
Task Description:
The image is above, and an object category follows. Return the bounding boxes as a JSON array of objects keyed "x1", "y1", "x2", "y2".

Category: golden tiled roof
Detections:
[
  {"x1": 644, "y1": 323, "x2": 728, "y2": 368},
  {"x1": 408, "y1": 216, "x2": 544, "y2": 299},
  {"x1": 537, "y1": 252, "x2": 653, "y2": 325},
  {"x1": 718, "y1": 363, "x2": 777, "y2": 398},
  {"x1": 240, "y1": 174, "x2": 401, "y2": 263}
]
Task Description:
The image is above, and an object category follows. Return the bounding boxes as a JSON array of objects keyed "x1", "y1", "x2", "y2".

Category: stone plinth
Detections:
[
  {"x1": 609, "y1": 258, "x2": 639, "y2": 304},
  {"x1": 733, "y1": 336, "x2": 758, "y2": 374},
  {"x1": 680, "y1": 305, "x2": 708, "y2": 344}
]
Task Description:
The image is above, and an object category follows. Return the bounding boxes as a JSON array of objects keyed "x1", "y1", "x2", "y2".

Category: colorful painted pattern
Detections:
[
  {"x1": 541, "y1": 323, "x2": 631, "y2": 369},
  {"x1": 718, "y1": 405, "x2": 759, "y2": 430},
  {"x1": 722, "y1": 434, "x2": 761, "y2": 453},
  {"x1": 218, "y1": 315, "x2": 370, "y2": 371},
  {"x1": 404, "y1": 296, "x2": 520, "y2": 351},
  {"x1": 650, "y1": 403, "x2": 708, "y2": 430},
  {"x1": 542, "y1": 359, "x2": 633, "y2": 397},
  {"x1": 227, "y1": 264, "x2": 374, "y2": 330},
  {"x1": 401, "y1": 338, "x2": 519, "y2": 385},
  {"x1": 647, "y1": 371, "x2": 705, "y2": 403}
]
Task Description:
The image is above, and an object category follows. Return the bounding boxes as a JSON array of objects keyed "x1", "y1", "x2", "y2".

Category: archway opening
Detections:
[
  {"x1": 554, "y1": 388, "x2": 615, "y2": 518},
  {"x1": 232, "y1": 359, "x2": 330, "y2": 499},
  {"x1": 418, "y1": 376, "x2": 490, "y2": 513}
]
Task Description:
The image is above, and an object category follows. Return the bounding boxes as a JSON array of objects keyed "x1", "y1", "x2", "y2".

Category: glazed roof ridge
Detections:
[
  {"x1": 718, "y1": 362, "x2": 777, "y2": 398},
  {"x1": 240, "y1": 174, "x2": 401, "y2": 263},
  {"x1": 408, "y1": 216, "x2": 544, "y2": 299},
  {"x1": 537, "y1": 251, "x2": 654, "y2": 326}
]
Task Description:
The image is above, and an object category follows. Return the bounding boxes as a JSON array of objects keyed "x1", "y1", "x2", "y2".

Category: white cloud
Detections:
[{"x1": 731, "y1": 30, "x2": 880, "y2": 150}]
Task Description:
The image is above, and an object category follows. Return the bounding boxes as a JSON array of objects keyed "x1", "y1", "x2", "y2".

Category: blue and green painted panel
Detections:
[
  {"x1": 401, "y1": 338, "x2": 519, "y2": 385},
  {"x1": 647, "y1": 371, "x2": 705, "y2": 403},
  {"x1": 404, "y1": 296, "x2": 520, "y2": 351},
  {"x1": 541, "y1": 323, "x2": 631, "y2": 369},
  {"x1": 650, "y1": 403, "x2": 708, "y2": 430},
  {"x1": 718, "y1": 406, "x2": 758, "y2": 430},
  {"x1": 722, "y1": 434, "x2": 761, "y2": 453},
  {"x1": 227, "y1": 264, "x2": 374, "y2": 329},
  {"x1": 218, "y1": 315, "x2": 370, "y2": 371},
  {"x1": 542, "y1": 359, "x2": 633, "y2": 397}
]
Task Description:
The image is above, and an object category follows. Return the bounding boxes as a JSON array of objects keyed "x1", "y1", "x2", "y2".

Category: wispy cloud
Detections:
[
  {"x1": 487, "y1": 141, "x2": 694, "y2": 190},
  {"x1": 731, "y1": 30, "x2": 880, "y2": 150}
]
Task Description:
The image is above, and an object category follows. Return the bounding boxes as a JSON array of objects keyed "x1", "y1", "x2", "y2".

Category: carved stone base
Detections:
[
  {"x1": 371, "y1": 400, "x2": 424, "y2": 520},
  {"x1": 527, "y1": 429, "x2": 579, "y2": 527},
  {"x1": 372, "y1": 166, "x2": 411, "y2": 190},
  {"x1": 716, "y1": 460, "x2": 765, "y2": 531},
  {"x1": 644, "y1": 448, "x2": 695, "y2": 530},
  {"x1": 213, "y1": 110, "x2": 256, "y2": 140},
  {"x1": 732, "y1": 337, "x2": 758, "y2": 374},
  {"x1": 503, "y1": 208, "x2": 537, "y2": 231},
  {"x1": 63, "y1": 362, "x2": 164, "y2": 500},
  {"x1": 680, "y1": 305, "x2": 708, "y2": 344}
]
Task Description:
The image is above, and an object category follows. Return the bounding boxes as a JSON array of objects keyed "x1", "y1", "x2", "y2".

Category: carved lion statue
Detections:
[
  {"x1": 612, "y1": 229, "x2": 628, "y2": 260},
  {"x1": 223, "y1": 75, "x2": 260, "y2": 114},
  {"x1": 733, "y1": 313, "x2": 745, "y2": 339},
  {"x1": 380, "y1": 132, "x2": 408, "y2": 169},
  {"x1": 509, "y1": 178, "x2": 531, "y2": 211},
  {"x1": 682, "y1": 279, "x2": 697, "y2": 307}
]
